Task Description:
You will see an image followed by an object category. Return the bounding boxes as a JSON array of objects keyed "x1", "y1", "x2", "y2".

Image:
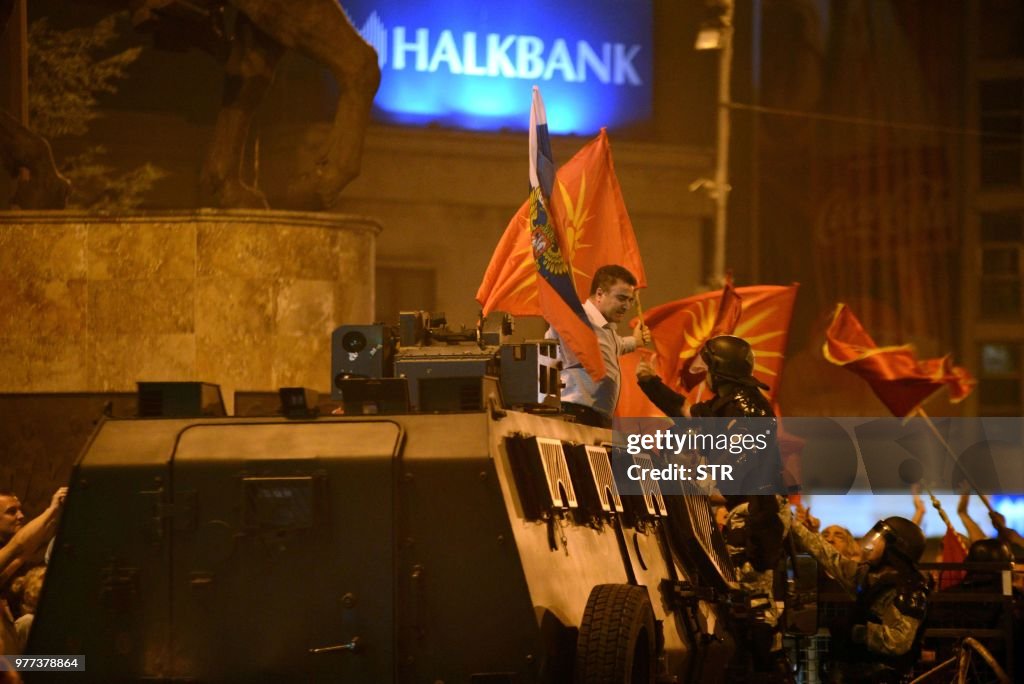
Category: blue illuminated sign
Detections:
[{"x1": 342, "y1": 0, "x2": 653, "y2": 135}]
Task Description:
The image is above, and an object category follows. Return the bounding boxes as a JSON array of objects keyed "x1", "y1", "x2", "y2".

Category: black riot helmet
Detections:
[
  {"x1": 699, "y1": 335, "x2": 769, "y2": 391},
  {"x1": 966, "y1": 538, "x2": 1013, "y2": 565},
  {"x1": 862, "y1": 516, "x2": 926, "y2": 564}
]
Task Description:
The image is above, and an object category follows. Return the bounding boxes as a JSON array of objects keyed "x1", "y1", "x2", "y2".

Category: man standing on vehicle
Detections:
[{"x1": 547, "y1": 264, "x2": 650, "y2": 428}]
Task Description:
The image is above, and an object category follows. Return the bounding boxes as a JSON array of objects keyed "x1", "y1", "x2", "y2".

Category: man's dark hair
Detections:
[
  {"x1": 590, "y1": 264, "x2": 637, "y2": 295},
  {"x1": 0, "y1": 491, "x2": 17, "y2": 499}
]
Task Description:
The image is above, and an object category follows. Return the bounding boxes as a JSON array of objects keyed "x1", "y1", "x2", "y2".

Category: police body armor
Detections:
[
  {"x1": 691, "y1": 382, "x2": 786, "y2": 502},
  {"x1": 827, "y1": 567, "x2": 929, "y2": 683}
]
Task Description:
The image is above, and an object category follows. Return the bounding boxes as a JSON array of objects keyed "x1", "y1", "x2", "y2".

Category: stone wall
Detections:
[{"x1": 0, "y1": 210, "x2": 379, "y2": 411}]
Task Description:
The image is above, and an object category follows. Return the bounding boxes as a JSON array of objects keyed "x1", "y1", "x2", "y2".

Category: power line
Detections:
[{"x1": 728, "y1": 100, "x2": 1020, "y2": 140}]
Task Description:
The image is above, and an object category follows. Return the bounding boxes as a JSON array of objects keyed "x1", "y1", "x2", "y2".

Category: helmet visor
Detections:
[
  {"x1": 690, "y1": 351, "x2": 709, "y2": 377},
  {"x1": 860, "y1": 522, "x2": 889, "y2": 558}
]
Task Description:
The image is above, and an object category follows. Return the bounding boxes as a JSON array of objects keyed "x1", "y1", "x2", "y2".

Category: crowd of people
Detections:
[
  {"x1": 551, "y1": 262, "x2": 1024, "y2": 682},
  {"x1": 788, "y1": 490, "x2": 1023, "y2": 682},
  {"x1": 0, "y1": 262, "x2": 1020, "y2": 681},
  {"x1": 0, "y1": 486, "x2": 66, "y2": 681}
]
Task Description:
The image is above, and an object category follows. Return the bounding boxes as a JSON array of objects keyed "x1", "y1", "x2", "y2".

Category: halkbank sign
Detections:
[{"x1": 343, "y1": 0, "x2": 653, "y2": 134}]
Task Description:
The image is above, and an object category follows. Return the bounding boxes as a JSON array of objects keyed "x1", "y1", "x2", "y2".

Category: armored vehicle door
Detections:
[{"x1": 168, "y1": 420, "x2": 402, "y2": 682}]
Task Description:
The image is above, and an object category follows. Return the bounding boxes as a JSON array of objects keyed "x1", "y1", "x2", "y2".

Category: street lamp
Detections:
[{"x1": 693, "y1": 0, "x2": 734, "y2": 287}]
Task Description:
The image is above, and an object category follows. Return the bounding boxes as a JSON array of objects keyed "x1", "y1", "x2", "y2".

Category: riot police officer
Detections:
[
  {"x1": 637, "y1": 334, "x2": 772, "y2": 417},
  {"x1": 638, "y1": 336, "x2": 792, "y2": 680},
  {"x1": 690, "y1": 334, "x2": 773, "y2": 416},
  {"x1": 790, "y1": 515, "x2": 931, "y2": 683},
  {"x1": 637, "y1": 334, "x2": 787, "y2": 500}
]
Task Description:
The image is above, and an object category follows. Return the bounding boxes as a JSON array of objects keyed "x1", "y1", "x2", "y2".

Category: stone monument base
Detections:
[{"x1": 0, "y1": 209, "x2": 380, "y2": 413}]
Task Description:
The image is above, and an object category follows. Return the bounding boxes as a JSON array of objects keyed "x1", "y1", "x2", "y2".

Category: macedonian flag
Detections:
[
  {"x1": 677, "y1": 276, "x2": 743, "y2": 391},
  {"x1": 653, "y1": 284, "x2": 798, "y2": 399},
  {"x1": 476, "y1": 128, "x2": 646, "y2": 317},
  {"x1": 823, "y1": 303, "x2": 975, "y2": 417},
  {"x1": 616, "y1": 283, "x2": 799, "y2": 417}
]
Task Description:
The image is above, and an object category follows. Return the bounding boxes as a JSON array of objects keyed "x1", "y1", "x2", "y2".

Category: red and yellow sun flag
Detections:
[
  {"x1": 655, "y1": 284, "x2": 798, "y2": 398},
  {"x1": 677, "y1": 276, "x2": 743, "y2": 391},
  {"x1": 823, "y1": 303, "x2": 976, "y2": 417},
  {"x1": 616, "y1": 349, "x2": 668, "y2": 418},
  {"x1": 938, "y1": 526, "x2": 967, "y2": 590},
  {"x1": 615, "y1": 284, "x2": 799, "y2": 417},
  {"x1": 476, "y1": 128, "x2": 646, "y2": 316}
]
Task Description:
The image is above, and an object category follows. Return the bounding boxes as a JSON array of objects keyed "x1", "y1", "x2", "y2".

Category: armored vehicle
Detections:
[{"x1": 29, "y1": 373, "x2": 755, "y2": 682}]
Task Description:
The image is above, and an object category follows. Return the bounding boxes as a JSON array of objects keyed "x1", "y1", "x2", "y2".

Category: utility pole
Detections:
[
  {"x1": 694, "y1": 0, "x2": 734, "y2": 287},
  {"x1": 712, "y1": 0, "x2": 733, "y2": 285}
]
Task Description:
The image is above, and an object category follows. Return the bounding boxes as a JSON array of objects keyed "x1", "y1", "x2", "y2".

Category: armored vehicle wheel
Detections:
[{"x1": 574, "y1": 584, "x2": 656, "y2": 684}]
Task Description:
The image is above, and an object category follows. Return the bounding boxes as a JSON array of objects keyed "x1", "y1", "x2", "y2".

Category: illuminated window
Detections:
[
  {"x1": 979, "y1": 342, "x2": 1023, "y2": 415},
  {"x1": 982, "y1": 342, "x2": 1019, "y2": 374}
]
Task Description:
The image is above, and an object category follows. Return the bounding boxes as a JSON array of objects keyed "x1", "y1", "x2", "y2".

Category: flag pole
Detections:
[
  {"x1": 922, "y1": 481, "x2": 968, "y2": 555},
  {"x1": 923, "y1": 481, "x2": 956, "y2": 533},
  {"x1": 635, "y1": 291, "x2": 651, "y2": 349},
  {"x1": 915, "y1": 406, "x2": 994, "y2": 514}
]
